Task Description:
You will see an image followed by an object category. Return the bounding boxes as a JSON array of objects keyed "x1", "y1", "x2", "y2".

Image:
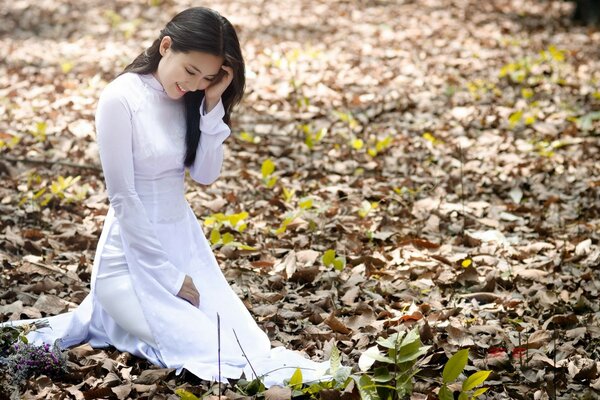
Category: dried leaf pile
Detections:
[{"x1": 0, "y1": 0, "x2": 599, "y2": 399}]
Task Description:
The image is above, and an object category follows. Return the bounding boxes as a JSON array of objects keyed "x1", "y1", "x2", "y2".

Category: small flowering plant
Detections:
[
  {"x1": 0, "y1": 321, "x2": 67, "y2": 387},
  {"x1": 6, "y1": 341, "x2": 68, "y2": 384}
]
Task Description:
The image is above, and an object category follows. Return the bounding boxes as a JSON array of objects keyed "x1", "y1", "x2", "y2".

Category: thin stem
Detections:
[
  {"x1": 232, "y1": 328, "x2": 258, "y2": 380},
  {"x1": 459, "y1": 143, "x2": 465, "y2": 238}
]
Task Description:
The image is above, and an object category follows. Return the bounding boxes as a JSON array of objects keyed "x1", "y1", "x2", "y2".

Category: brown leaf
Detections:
[
  {"x1": 133, "y1": 368, "x2": 174, "y2": 384},
  {"x1": 324, "y1": 313, "x2": 351, "y2": 334},
  {"x1": 33, "y1": 294, "x2": 69, "y2": 315},
  {"x1": 111, "y1": 384, "x2": 132, "y2": 400},
  {"x1": 264, "y1": 385, "x2": 292, "y2": 400}
]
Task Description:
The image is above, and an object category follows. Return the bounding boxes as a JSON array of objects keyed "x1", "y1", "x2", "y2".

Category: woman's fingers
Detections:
[{"x1": 178, "y1": 275, "x2": 200, "y2": 307}]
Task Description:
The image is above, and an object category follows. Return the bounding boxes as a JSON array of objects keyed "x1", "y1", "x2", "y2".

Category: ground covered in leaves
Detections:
[{"x1": 1, "y1": 0, "x2": 599, "y2": 399}]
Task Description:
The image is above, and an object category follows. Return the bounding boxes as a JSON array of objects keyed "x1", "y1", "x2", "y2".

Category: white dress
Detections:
[{"x1": 8, "y1": 72, "x2": 329, "y2": 387}]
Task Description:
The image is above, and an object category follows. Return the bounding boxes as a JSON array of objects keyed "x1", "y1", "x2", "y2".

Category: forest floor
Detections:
[{"x1": 1, "y1": 0, "x2": 599, "y2": 399}]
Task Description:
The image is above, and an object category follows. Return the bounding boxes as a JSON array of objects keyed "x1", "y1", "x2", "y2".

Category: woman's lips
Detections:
[{"x1": 176, "y1": 82, "x2": 187, "y2": 94}]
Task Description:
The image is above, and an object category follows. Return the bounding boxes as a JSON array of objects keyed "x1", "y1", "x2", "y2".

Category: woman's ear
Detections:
[{"x1": 159, "y1": 36, "x2": 172, "y2": 56}]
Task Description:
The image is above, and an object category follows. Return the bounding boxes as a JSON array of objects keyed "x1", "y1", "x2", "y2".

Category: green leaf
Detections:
[
  {"x1": 358, "y1": 345, "x2": 393, "y2": 371},
  {"x1": 245, "y1": 377, "x2": 266, "y2": 395},
  {"x1": 322, "y1": 249, "x2": 336, "y2": 267},
  {"x1": 332, "y1": 366, "x2": 352, "y2": 386},
  {"x1": 438, "y1": 385, "x2": 454, "y2": 400},
  {"x1": 395, "y1": 345, "x2": 431, "y2": 364},
  {"x1": 330, "y1": 345, "x2": 340, "y2": 374},
  {"x1": 355, "y1": 375, "x2": 380, "y2": 400},
  {"x1": 458, "y1": 393, "x2": 469, "y2": 400},
  {"x1": 377, "y1": 332, "x2": 404, "y2": 349},
  {"x1": 333, "y1": 257, "x2": 346, "y2": 271},
  {"x1": 443, "y1": 349, "x2": 469, "y2": 384},
  {"x1": 289, "y1": 368, "x2": 303, "y2": 389},
  {"x1": 175, "y1": 389, "x2": 201, "y2": 400},
  {"x1": 372, "y1": 366, "x2": 393, "y2": 383},
  {"x1": 462, "y1": 370, "x2": 491, "y2": 392},
  {"x1": 472, "y1": 387, "x2": 489, "y2": 398}
]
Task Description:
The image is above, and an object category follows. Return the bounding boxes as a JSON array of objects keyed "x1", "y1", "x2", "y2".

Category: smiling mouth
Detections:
[{"x1": 176, "y1": 82, "x2": 188, "y2": 93}]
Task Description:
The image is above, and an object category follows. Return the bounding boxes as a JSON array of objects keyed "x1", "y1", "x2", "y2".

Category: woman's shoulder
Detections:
[{"x1": 99, "y1": 72, "x2": 146, "y2": 112}]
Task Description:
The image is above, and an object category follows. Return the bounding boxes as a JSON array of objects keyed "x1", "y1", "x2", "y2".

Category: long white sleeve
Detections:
[
  {"x1": 95, "y1": 90, "x2": 186, "y2": 295},
  {"x1": 188, "y1": 98, "x2": 231, "y2": 184}
]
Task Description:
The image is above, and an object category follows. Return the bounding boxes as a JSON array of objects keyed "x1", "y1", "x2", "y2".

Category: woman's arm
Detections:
[
  {"x1": 95, "y1": 88, "x2": 186, "y2": 295},
  {"x1": 188, "y1": 97, "x2": 231, "y2": 184}
]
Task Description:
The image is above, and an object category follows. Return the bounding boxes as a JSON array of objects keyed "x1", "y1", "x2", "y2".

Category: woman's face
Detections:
[{"x1": 154, "y1": 36, "x2": 224, "y2": 100}]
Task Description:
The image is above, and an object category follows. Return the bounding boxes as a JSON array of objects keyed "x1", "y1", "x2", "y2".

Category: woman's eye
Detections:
[
  {"x1": 205, "y1": 77, "x2": 214, "y2": 82},
  {"x1": 185, "y1": 68, "x2": 195, "y2": 75}
]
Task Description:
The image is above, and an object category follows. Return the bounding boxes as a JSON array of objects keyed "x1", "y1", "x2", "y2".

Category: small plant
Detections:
[
  {"x1": 204, "y1": 212, "x2": 256, "y2": 250},
  {"x1": 6, "y1": 341, "x2": 67, "y2": 384},
  {"x1": 238, "y1": 131, "x2": 261, "y2": 144},
  {"x1": 422, "y1": 132, "x2": 444, "y2": 146},
  {"x1": 438, "y1": 349, "x2": 491, "y2": 400},
  {"x1": 0, "y1": 132, "x2": 21, "y2": 150},
  {"x1": 367, "y1": 135, "x2": 392, "y2": 157},
  {"x1": 357, "y1": 327, "x2": 431, "y2": 399},
  {"x1": 261, "y1": 159, "x2": 277, "y2": 188},
  {"x1": 334, "y1": 110, "x2": 360, "y2": 131},
  {"x1": 358, "y1": 200, "x2": 378, "y2": 218},
  {"x1": 19, "y1": 173, "x2": 89, "y2": 208},
  {"x1": 273, "y1": 211, "x2": 301, "y2": 236},
  {"x1": 322, "y1": 249, "x2": 346, "y2": 271},
  {"x1": 31, "y1": 122, "x2": 47, "y2": 142},
  {"x1": 301, "y1": 124, "x2": 326, "y2": 150},
  {"x1": 281, "y1": 187, "x2": 296, "y2": 203}
]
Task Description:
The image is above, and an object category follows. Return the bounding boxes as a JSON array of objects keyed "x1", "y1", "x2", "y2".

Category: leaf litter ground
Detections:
[{"x1": 0, "y1": 0, "x2": 599, "y2": 399}]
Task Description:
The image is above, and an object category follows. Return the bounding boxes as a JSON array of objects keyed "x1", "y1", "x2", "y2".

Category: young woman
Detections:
[{"x1": 11, "y1": 7, "x2": 328, "y2": 386}]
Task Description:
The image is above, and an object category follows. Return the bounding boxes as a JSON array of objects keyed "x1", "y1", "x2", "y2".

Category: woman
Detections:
[{"x1": 12, "y1": 7, "x2": 328, "y2": 387}]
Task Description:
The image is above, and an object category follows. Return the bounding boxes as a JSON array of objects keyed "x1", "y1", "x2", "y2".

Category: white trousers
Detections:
[{"x1": 95, "y1": 273, "x2": 157, "y2": 348}]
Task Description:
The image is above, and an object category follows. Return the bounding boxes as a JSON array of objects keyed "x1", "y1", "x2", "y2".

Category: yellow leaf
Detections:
[
  {"x1": 351, "y1": 138, "x2": 364, "y2": 150},
  {"x1": 261, "y1": 159, "x2": 275, "y2": 178},
  {"x1": 521, "y1": 88, "x2": 534, "y2": 99},
  {"x1": 367, "y1": 148, "x2": 377, "y2": 157},
  {"x1": 175, "y1": 389, "x2": 201, "y2": 400},
  {"x1": 61, "y1": 62, "x2": 74, "y2": 74},
  {"x1": 299, "y1": 198, "x2": 313, "y2": 209},
  {"x1": 282, "y1": 187, "x2": 295, "y2": 202},
  {"x1": 422, "y1": 132, "x2": 443, "y2": 145},
  {"x1": 239, "y1": 131, "x2": 259, "y2": 143},
  {"x1": 462, "y1": 259, "x2": 472, "y2": 268},
  {"x1": 524, "y1": 115, "x2": 536, "y2": 125},
  {"x1": 210, "y1": 228, "x2": 221, "y2": 245},
  {"x1": 222, "y1": 232, "x2": 234, "y2": 244},
  {"x1": 508, "y1": 111, "x2": 523, "y2": 128},
  {"x1": 266, "y1": 176, "x2": 278, "y2": 188},
  {"x1": 548, "y1": 45, "x2": 565, "y2": 62}
]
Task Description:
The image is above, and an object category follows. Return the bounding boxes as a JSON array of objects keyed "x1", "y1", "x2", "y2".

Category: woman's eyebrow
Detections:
[{"x1": 189, "y1": 64, "x2": 217, "y2": 77}]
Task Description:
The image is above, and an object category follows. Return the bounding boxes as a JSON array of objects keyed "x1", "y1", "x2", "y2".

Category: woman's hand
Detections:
[
  {"x1": 177, "y1": 275, "x2": 200, "y2": 307},
  {"x1": 204, "y1": 65, "x2": 234, "y2": 113}
]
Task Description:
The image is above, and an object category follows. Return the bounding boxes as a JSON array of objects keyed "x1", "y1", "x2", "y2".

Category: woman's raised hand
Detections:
[
  {"x1": 204, "y1": 65, "x2": 234, "y2": 112},
  {"x1": 177, "y1": 275, "x2": 200, "y2": 307}
]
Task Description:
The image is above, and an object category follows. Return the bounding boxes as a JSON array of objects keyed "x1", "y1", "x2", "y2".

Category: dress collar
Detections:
[{"x1": 139, "y1": 73, "x2": 166, "y2": 93}]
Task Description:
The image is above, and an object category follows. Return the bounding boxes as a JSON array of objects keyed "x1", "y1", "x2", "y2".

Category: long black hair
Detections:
[{"x1": 120, "y1": 7, "x2": 245, "y2": 167}]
